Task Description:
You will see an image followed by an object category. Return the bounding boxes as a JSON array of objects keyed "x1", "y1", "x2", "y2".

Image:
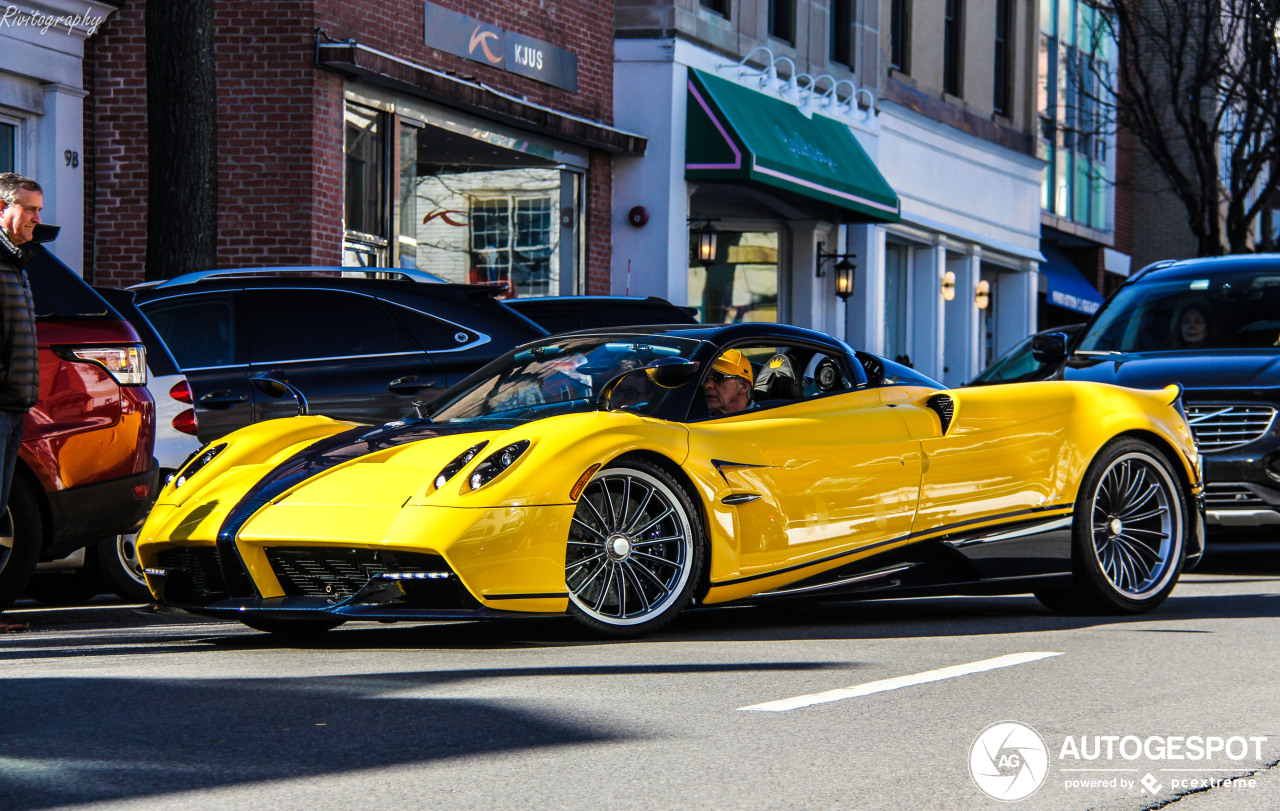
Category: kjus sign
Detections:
[{"x1": 423, "y1": 2, "x2": 578, "y2": 92}]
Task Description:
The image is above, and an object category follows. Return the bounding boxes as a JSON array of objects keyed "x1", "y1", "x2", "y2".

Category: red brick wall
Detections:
[{"x1": 88, "y1": 0, "x2": 615, "y2": 288}]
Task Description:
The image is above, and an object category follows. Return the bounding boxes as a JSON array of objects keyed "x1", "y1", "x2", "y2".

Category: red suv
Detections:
[{"x1": 0, "y1": 248, "x2": 157, "y2": 608}]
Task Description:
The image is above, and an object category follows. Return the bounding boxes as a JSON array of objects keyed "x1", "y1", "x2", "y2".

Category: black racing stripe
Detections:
[
  {"x1": 712, "y1": 503, "x2": 1074, "y2": 588},
  {"x1": 484, "y1": 592, "x2": 569, "y2": 600}
]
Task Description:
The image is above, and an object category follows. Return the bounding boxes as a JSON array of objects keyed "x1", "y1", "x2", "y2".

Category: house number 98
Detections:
[{"x1": 64, "y1": 150, "x2": 79, "y2": 168}]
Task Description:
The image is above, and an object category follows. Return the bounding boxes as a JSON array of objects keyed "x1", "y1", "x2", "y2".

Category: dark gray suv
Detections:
[{"x1": 127, "y1": 268, "x2": 547, "y2": 443}]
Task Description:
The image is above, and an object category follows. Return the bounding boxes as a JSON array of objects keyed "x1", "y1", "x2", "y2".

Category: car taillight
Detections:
[
  {"x1": 172, "y1": 408, "x2": 198, "y2": 436},
  {"x1": 170, "y1": 380, "x2": 192, "y2": 403},
  {"x1": 68, "y1": 344, "x2": 146, "y2": 386}
]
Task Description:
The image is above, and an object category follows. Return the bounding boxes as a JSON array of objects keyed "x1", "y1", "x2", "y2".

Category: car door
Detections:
[
  {"x1": 246, "y1": 288, "x2": 438, "y2": 426},
  {"x1": 685, "y1": 345, "x2": 923, "y2": 579},
  {"x1": 377, "y1": 299, "x2": 491, "y2": 391},
  {"x1": 137, "y1": 290, "x2": 252, "y2": 444}
]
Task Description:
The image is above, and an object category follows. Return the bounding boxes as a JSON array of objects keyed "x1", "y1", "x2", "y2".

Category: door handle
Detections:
[
  {"x1": 198, "y1": 390, "x2": 249, "y2": 408},
  {"x1": 388, "y1": 375, "x2": 437, "y2": 394}
]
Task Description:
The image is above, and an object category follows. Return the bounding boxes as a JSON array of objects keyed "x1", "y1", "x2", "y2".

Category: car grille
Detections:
[
  {"x1": 265, "y1": 547, "x2": 452, "y2": 598},
  {"x1": 156, "y1": 546, "x2": 228, "y2": 601},
  {"x1": 1185, "y1": 404, "x2": 1277, "y2": 452},
  {"x1": 1204, "y1": 483, "x2": 1268, "y2": 508}
]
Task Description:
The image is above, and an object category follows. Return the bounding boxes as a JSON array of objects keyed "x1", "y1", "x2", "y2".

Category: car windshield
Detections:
[
  {"x1": 431, "y1": 334, "x2": 705, "y2": 424},
  {"x1": 1078, "y1": 270, "x2": 1280, "y2": 354}
]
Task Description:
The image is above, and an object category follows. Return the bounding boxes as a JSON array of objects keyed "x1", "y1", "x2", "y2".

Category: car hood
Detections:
[{"x1": 1062, "y1": 350, "x2": 1280, "y2": 395}]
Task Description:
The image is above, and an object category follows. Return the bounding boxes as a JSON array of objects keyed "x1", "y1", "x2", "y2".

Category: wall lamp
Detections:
[
  {"x1": 816, "y1": 241, "x2": 857, "y2": 300},
  {"x1": 975, "y1": 279, "x2": 991, "y2": 310},
  {"x1": 940, "y1": 270, "x2": 956, "y2": 301},
  {"x1": 689, "y1": 218, "x2": 720, "y2": 267}
]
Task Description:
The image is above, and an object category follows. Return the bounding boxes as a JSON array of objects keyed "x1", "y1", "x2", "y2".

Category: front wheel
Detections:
[
  {"x1": 1036, "y1": 438, "x2": 1187, "y2": 615},
  {"x1": 0, "y1": 479, "x2": 42, "y2": 610},
  {"x1": 565, "y1": 460, "x2": 704, "y2": 636}
]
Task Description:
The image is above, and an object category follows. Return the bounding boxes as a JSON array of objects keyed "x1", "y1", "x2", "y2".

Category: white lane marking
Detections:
[{"x1": 738, "y1": 651, "x2": 1063, "y2": 712}]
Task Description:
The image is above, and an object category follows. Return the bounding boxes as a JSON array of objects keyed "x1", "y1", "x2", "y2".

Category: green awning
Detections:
[{"x1": 686, "y1": 69, "x2": 900, "y2": 222}]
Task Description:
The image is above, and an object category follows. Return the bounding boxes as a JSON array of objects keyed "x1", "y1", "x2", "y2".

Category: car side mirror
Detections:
[
  {"x1": 1030, "y1": 332, "x2": 1069, "y2": 364},
  {"x1": 250, "y1": 369, "x2": 310, "y2": 416},
  {"x1": 644, "y1": 357, "x2": 700, "y2": 388}
]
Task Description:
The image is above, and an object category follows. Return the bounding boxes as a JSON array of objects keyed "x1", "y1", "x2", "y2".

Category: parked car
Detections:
[
  {"x1": 502, "y1": 295, "x2": 698, "y2": 334},
  {"x1": 0, "y1": 248, "x2": 157, "y2": 609},
  {"x1": 137, "y1": 322, "x2": 1202, "y2": 637},
  {"x1": 1033, "y1": 254, "x2": 1280, "y2": 528},
  {"x1": 93, "y1": 286, "x2": 200, "y2": 600},
  {"x1": 125, "y1": 268, "x2": 548, "y2": 444},
  {"x1": 968, "y1": 324, "x2": 1084, "y2": 386}
]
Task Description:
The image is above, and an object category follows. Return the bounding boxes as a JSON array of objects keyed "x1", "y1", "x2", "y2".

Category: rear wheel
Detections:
[
  {"x1": 565, "y1": 460, "x2": 704, "y2": 636},
  {"x1": 0, "y1": 479, "x2": 42, "y2": 610},
  {"x1": 97, "y1": 533, "x2": 154, "y2": 602},
  {"x1": 1036, "y1": 438, "x2": 1187, "y2": 614},
  {"x1": 239, "y1": 616, "x2": 346, "y2": 635}
]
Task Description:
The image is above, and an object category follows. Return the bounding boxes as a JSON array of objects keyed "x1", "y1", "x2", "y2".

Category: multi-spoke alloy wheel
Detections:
[
  {"x1": 1037, "y1": 438, "x2": 1187, "y2": 615},
  {"x1": 565, "y1": 461, "x2": 703, "y2": 635},
  {"x1": 1089, "y1": 451, "x2": 1180, "y2": 599}
]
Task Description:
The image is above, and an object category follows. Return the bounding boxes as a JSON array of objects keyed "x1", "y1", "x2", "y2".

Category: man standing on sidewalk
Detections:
[{"x1": 0, "y1": 173, "x2": 42, "y2": 620}]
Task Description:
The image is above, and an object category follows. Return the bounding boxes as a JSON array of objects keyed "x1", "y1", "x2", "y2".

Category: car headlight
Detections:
[
  {"x1": 433, "y1": 441, "x2": 488, "y2": 490},
  {"x1": 62, "y1": 344, "x2": 147, "y2": 386},
  {"x1": 467, "y1": 440, "x2": 530, "y2": 491},
  {"x1": 172, "y1": 442, "x2": 227, "y2": 489}
]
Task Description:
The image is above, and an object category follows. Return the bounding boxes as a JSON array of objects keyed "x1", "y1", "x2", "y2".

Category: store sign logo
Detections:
[
  {"x1": 468, "y1": 26, "x2": 503, "y2": 64},
  {"x1": 425, "y1": 2, "x2": 577, "y2": 92}
]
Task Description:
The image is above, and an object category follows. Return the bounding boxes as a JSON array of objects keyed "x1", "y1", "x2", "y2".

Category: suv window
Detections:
[
  {"x1": 386, "y1": 302, "x2": 480, "y2": 351},
  {"x1": 27, "y1": 250, "x2": 113, "y2": 319},
  {"x1": 143, "y1": 293, "x2": 239, "y2": 369},
  {"x1": 248, "y1": 289, "x2": 409, "y2": 362}
]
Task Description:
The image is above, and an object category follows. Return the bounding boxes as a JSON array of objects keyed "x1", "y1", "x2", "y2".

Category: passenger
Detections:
[{"x1": 704, "y1": 348, "x2": 754, "y2": 416}]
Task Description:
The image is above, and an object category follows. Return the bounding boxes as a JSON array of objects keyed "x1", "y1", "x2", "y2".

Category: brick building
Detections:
[{"x1": 85, "y1": 0, "x2": 641, "y2": 292}]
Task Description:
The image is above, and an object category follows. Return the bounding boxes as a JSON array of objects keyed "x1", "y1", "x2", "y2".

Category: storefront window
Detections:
[
  {"x1": 688, "y1": 230, "x2": 779, "y2": 323},
  {"x1": 884, "y1": 242, "x2": 910, "y2": 364},
  {"x1": 344, "y1": 103, "x2": 387, "y2": 266},
  {"x1": 396, "y1": 123, "x2": 576, "y2": 297},
  {"x1": 0, "y1": 123, "x2": 13, "y2": 173}
]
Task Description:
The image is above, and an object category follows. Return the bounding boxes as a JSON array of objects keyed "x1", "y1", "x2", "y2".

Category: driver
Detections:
[{"x1": 704, "y1": 349, "x2": 754, "y2": 416}]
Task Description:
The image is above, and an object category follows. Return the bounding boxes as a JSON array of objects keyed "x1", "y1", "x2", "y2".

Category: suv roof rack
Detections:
[{"x1": 148, "y1": 266, "x2": 448, "y2": 289}]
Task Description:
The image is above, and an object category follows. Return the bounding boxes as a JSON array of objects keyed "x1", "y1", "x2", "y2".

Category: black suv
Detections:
[
  {"x1": 1034, "y1": 254, "x2": 1280, "y2": 528},
  {"x1": 502, "y1": 295, "x2": 698, "y2": 334},
  {"x1": 127, "y1": 269, "x2": 547, "y2": 443}
]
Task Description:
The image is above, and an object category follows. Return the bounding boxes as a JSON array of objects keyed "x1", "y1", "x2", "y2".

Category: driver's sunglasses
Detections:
[{"x1": 707, "y1": 370, "x2": 736, "y2": 384}]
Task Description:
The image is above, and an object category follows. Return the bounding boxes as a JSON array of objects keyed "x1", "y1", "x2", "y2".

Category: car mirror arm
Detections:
[{"x1": 250, "y1": 370, "x2": 309, "y2": 416}]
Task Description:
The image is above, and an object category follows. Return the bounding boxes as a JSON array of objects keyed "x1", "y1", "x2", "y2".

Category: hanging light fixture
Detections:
[
  {"x1": 833, "y1": 258, "x2": 856, "y2": 300},
  {"x1": 690, "y1": 220, "x2": 719, "y2": 267}
]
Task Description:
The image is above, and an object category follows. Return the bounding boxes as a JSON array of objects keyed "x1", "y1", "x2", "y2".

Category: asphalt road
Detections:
[{"x1": 2, "y1": 545, "x2": 1278, "y2": 811}]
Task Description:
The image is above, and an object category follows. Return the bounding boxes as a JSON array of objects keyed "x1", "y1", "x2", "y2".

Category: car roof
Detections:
[
  {"x1": 533, "y1": 321, "x2": 849, "y2": 346},
  {"x1": 1131, "y1": 253, "x2": 1280, "y2": 283}
]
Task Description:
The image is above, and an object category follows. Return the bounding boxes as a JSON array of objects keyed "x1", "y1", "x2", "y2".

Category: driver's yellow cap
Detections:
[{"x1": 711, "y1": 349, "x2": 753, "y2": 386}]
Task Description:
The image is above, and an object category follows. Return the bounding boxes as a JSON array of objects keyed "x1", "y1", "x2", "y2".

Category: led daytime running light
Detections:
[
  {"x1": 433, "y1": 441, "x2": 489, "y2": 491},
  {"x1": 468, "y1": 440, "x2": 531, "y2": 491},
  {"x1": 172, "y1": 442, "x2": 227, "y2": 489}
]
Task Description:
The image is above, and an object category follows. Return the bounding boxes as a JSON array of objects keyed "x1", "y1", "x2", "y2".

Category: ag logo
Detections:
[{"x1": 969, "y1": 721, "x2": 1049, "y2": 801}]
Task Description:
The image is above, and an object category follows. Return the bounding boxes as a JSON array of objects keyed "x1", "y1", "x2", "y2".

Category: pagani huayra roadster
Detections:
[{"x1": 137, "y1": 323, "x2": 1204, "y2": 636}]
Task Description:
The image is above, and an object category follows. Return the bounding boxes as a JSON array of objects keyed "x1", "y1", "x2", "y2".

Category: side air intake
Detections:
[{"x1": 926, "y1": 394, "x2": 954, "y2": 433}]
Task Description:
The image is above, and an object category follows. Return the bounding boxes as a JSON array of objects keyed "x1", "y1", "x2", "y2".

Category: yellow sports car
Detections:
[{"x1": 137, "y1": 323, "x2": 1204, "y2": 636}]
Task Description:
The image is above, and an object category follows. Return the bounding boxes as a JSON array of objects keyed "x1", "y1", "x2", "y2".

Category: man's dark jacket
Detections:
[{"x1": 0, "y1": 230, "x2": 39, "y2": 412}]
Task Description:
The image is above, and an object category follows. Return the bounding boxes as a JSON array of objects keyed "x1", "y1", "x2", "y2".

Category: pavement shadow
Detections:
[{"x1": 0, "y1": 659, "x2": 841, "y2": 810}]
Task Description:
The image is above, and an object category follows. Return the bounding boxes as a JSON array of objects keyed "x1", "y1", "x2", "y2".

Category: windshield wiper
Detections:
[{"x1": 1073, "y1": 350, "x2": 1123, "y2": 356}]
